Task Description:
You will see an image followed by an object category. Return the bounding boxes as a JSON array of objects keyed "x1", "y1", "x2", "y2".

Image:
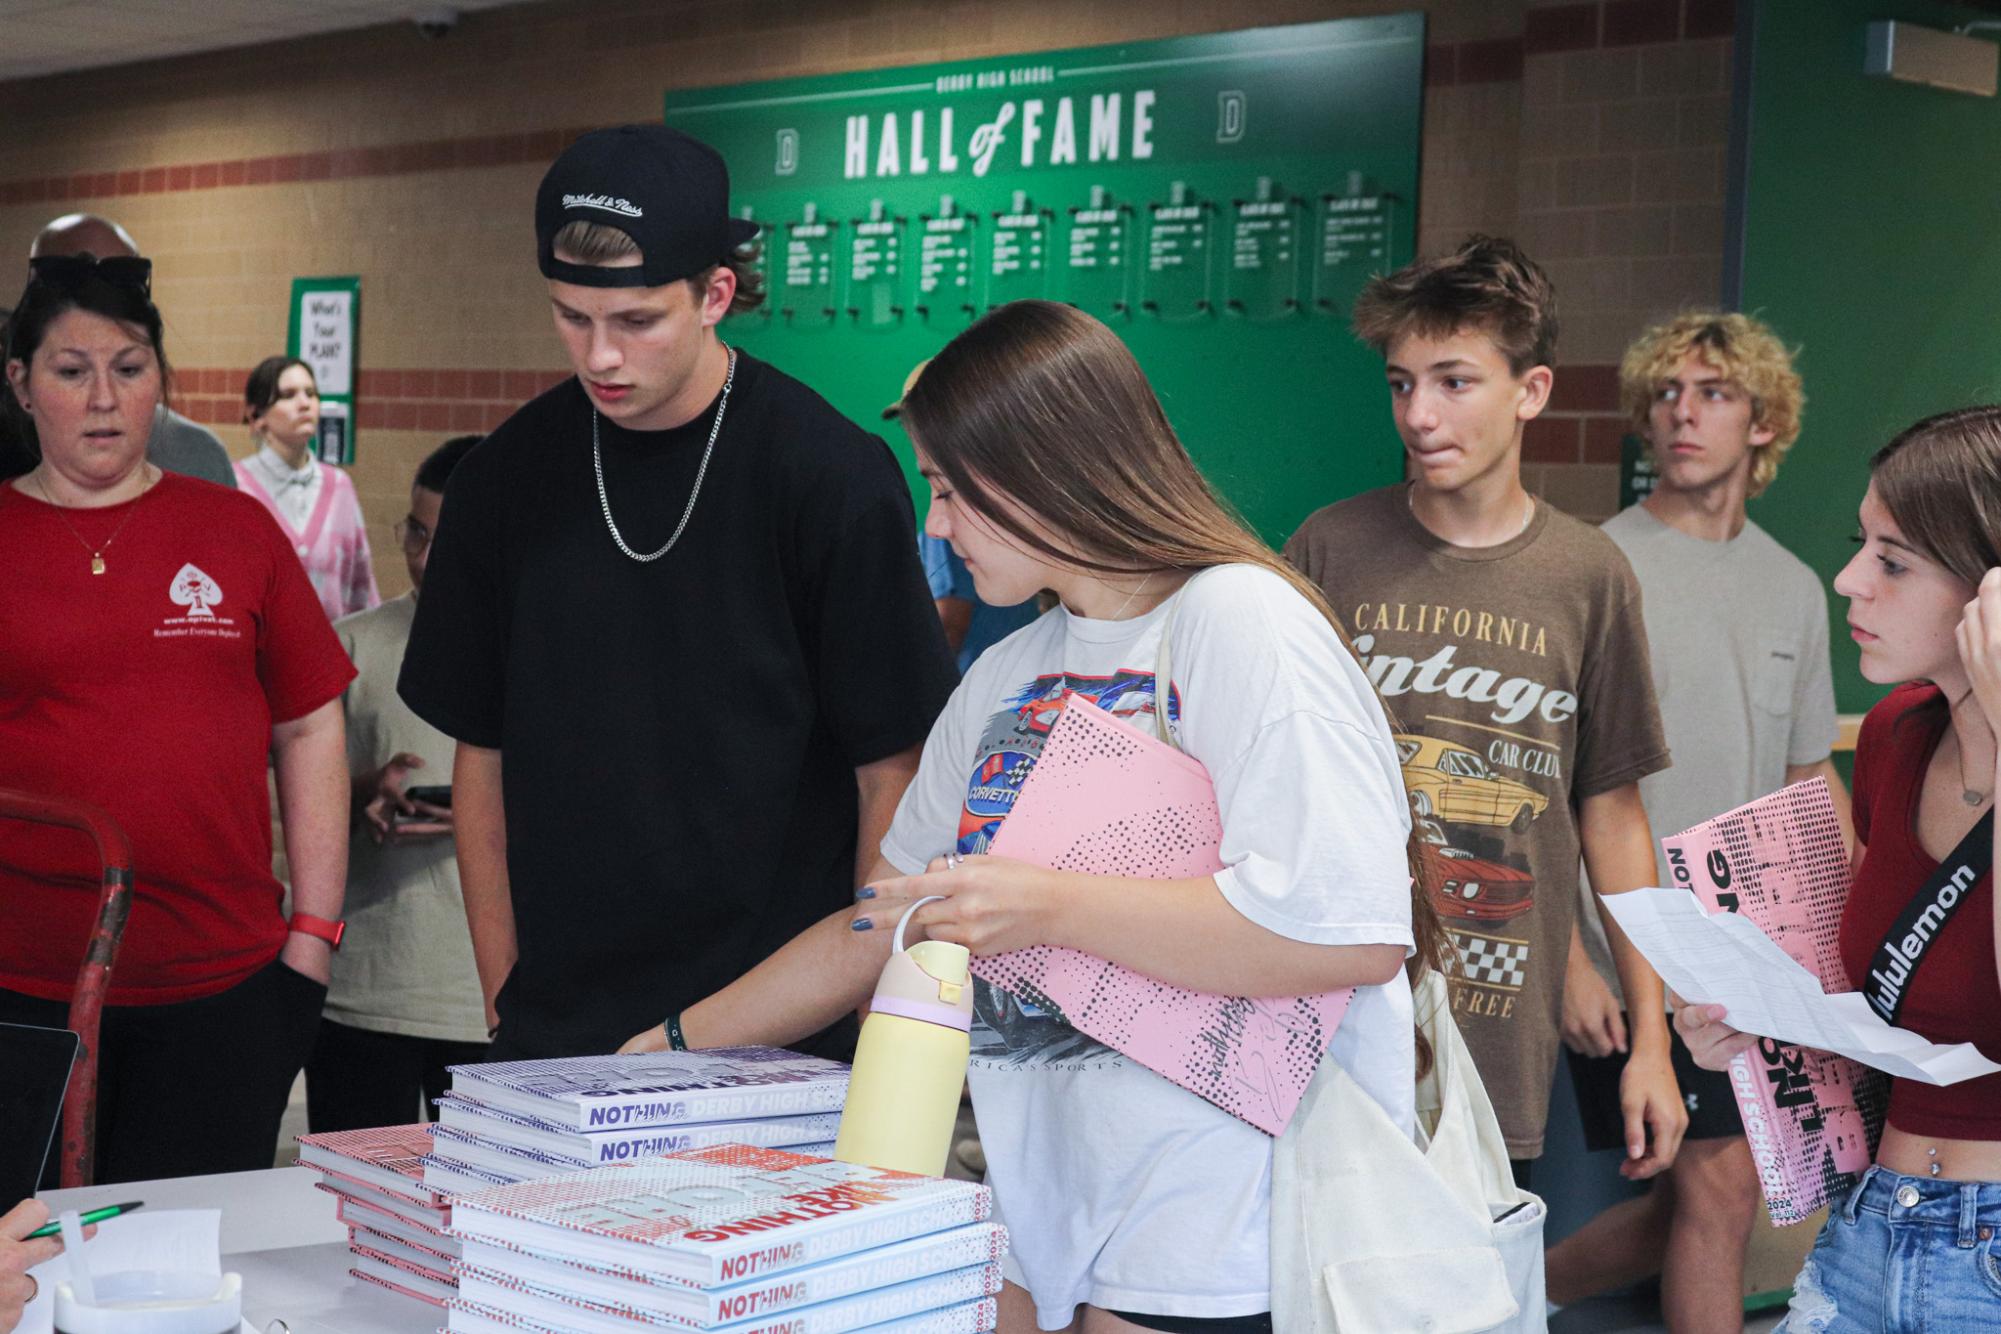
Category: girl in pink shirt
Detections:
[{"x1": 233, "y1": 355, "x2": 378, "y2": 621}]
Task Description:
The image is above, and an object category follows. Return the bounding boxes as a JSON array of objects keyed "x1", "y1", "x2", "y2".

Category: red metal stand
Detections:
[{"x1": 0, "y1": 788, "x2": 133, "y2": 1188}]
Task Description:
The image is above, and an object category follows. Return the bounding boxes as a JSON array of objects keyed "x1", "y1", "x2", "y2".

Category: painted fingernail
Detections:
[
  {"x1": 855, "y1": 887, "x2": 876, "y2": 900},
  {"x1": 850, "y1": 919, "x2": 874, "y2": 932}
]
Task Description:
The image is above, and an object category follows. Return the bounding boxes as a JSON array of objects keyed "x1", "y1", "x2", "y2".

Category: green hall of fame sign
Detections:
[{"x1": 664, "y1": 14, "x2": 1424, "y2": 545}]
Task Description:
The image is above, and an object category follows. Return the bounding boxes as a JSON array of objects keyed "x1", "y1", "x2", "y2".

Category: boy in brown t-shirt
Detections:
[{"x1": 1285, "y1": 236, "x2": 1687, "y2": 1180}]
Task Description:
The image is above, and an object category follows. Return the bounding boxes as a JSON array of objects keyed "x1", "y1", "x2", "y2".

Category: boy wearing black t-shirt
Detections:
[{"x1": 399, "y1": 125, "x2": 957, "y2": 1060}]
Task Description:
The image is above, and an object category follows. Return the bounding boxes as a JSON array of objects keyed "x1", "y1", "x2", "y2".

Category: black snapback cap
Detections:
[{"x1": 536, "y1": 124, "x2": 760, "y2": 289}]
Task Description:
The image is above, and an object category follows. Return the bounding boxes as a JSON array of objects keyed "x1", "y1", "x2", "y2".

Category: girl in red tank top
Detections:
[{"x1": 1679, "y1": 407, "x2": 2001, "y2": 1331}]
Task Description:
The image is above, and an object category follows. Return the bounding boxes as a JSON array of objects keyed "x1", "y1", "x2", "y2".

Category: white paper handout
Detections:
[{"x1": 1602, "y1": 887, "x2": 2001, "y2": 1086}]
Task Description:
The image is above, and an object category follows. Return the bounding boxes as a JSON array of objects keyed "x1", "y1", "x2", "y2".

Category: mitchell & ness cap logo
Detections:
[
  {"x1": 536, "y1": 125, "x2": 759, "y2": 289},
  {"x1": 562, "y1": 192, "x2": 643, "y2": 218}
]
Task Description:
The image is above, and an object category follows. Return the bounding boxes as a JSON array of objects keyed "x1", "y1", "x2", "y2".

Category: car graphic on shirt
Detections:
[
  {"x1": 1007, "y1": 674, "x2": 1159, "y2": 740},
  {"x1": 1013, "y1": 692, "x2": 1069, "y2": 739},
  {"x1": 1414, "y1": 818, "x2": 1536, "y2": 922},
  {"x1": 1395, "y1": 733, "x2": 1549, "y2": 833},
  {"x1": 960, "y1": 670, "x2": 1174, "y2": 854}
]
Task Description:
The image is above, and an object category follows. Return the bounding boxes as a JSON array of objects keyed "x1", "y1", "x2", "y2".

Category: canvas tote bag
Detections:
[
  {"x1": 1147, "y1": 574, "x2": 1546, "y2": 1334},
  {"x1": 1270, "y1": 968, "x2": 1547, "y2": 1333}
]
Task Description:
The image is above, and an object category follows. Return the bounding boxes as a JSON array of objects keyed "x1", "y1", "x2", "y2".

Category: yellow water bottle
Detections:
[{"x1": 834, "y1": 895, "x2": 973, "y2": 1178}]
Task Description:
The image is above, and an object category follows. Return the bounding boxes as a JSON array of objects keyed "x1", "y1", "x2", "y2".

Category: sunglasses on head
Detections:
[{"x1": 28, "y1": 253, "x2": 153, "y2": 296}]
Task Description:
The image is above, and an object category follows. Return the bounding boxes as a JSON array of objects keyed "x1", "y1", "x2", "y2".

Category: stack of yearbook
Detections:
[
  {"x1": 445, "y1": 1144, "x2": 1005, "y2": 1334},
  {"x1": 425, "y1": 1048, "x2": 851, "y2": 1195},
  {"x1": 295, "y1": 1123, "x2": 460, "y2": 1305}
]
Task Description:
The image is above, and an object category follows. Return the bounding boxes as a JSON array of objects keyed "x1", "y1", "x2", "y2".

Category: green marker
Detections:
[{"x1": 24, "y1": 1200, "x2": 143, "y2": 1239}]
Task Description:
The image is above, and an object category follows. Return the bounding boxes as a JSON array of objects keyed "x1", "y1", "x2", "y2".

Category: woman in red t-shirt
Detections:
[
  {"x1": 0, "y1": 254, "x2": 355, "y2": 1184},
  {"x1": 1680, "y1": 407, "x2": 2001, "y2": 1330}
]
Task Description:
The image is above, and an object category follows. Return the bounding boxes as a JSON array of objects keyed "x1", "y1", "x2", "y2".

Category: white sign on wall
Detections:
[{"x1": 286, "y1": 276, "x2": 360, "y2": 464}]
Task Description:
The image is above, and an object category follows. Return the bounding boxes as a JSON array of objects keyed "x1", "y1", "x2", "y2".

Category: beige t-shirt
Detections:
[
  {"x1": 327, "y1": 593, "x2": 487, "y2": 1043},
  {"x1": 1286, "y1": 486, "x2": 1670, "y2": 1156},
  {"x1": 1580, "y1": 505, "x2": 1842, "y2": 1003}
]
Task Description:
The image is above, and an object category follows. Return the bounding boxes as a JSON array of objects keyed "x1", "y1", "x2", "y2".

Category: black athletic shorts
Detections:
[{"x1": 1566, "y1": 1013, "x2": 1743, "y2": 1151}]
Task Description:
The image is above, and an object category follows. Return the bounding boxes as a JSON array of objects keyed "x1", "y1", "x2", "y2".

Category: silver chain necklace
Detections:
[{"x1": 592, "y1": 347, "x2": 736, "y2": 563}]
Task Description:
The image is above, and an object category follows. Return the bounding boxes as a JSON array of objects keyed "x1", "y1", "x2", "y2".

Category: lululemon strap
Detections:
[{"x1": 1862, "y1": 809, "x2": 1991, "y2": 1023}]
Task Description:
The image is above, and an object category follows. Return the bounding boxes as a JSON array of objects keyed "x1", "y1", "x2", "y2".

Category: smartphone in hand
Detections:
[{"x1": 391, "y1": 783, "x2": 454, "y2": 837}]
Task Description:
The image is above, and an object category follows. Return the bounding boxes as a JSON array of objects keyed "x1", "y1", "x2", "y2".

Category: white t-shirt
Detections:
[{"x1": 881, "y1": 564, "x2": 1417, "y2": 1328}]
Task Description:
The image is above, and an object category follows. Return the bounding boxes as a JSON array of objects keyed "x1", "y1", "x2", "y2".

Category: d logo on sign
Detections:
[{"x1": 1216, "y1": 91, "x2": 1246, "y2": 144}]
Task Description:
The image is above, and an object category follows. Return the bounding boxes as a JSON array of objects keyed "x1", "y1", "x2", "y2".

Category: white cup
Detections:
[{"x1": 54, "y1": 1271, "x2": 242, "y2": 1334}]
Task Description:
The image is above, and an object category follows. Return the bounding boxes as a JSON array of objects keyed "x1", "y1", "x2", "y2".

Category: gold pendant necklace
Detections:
[{"x1": 32, "y1": 467, "x2": 154, "y2": 574}]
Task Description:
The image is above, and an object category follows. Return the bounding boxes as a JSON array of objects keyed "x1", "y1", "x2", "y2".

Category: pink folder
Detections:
[
  {"x1": 973, "y1": 695, "x2": 1352, "y2": 1136},
  {"x1": 1660, "y1": 778, "x2": 1886, "y2": 1226}
]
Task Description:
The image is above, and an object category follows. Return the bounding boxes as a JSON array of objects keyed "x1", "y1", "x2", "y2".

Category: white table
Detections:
[{"x1": 40, "y1": 1168, "x2": 437, "y2": 1334}]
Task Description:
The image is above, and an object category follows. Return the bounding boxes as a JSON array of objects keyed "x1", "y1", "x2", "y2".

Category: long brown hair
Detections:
[
  {"x1": 902, "y1": 300, "x2": 1450, "y2": 1002},
  {"x1": 1871, "y1": 406, "x2": 2001, "y2": 588},
  {"x1": 1869, "y1": 406, "x2": 2001, "y2": 731}
]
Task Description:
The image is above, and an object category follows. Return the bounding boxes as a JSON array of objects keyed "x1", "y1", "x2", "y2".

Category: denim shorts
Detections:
[{"x1": 1776, "y1": 1165, "x2": 2001, "y2": 1332}]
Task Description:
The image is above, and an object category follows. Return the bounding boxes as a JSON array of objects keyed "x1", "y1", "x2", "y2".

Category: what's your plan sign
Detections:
[{"x1": 287, "y1": 276, "x2": 360, "y2": 464}]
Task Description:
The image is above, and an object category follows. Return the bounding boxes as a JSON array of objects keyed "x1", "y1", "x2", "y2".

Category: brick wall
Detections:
[
  {"x1": 1516, "y1": 0, "x2": 1735, "y2": 517},
  {"x1": 0, "y1": 0, "x2": 1733, "y2": 594}
]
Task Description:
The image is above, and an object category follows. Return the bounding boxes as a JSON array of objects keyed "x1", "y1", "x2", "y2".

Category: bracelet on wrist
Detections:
[
  {"x1": 666, "y1": 1011, "x2": 689, "y2": 1051},
  {"x1": 287, "y1": 912, "x2": 345, "y2": 951}
]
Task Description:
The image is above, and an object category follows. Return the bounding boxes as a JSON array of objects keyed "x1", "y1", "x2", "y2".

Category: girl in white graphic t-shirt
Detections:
[{"x1": 625, "y1": 300, "x2": 1446, "y2": 1334}]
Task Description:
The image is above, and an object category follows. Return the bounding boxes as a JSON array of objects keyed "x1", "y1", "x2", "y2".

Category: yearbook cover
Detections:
[
  {"x1": 1661, "y1": 778, "x2": 1887, "y2": 1225},
  {"x1": 444, "y1": 1296, "x2": 999, "y2": 1334},
  {"x1": 314, "y1": 1175, "x2": 452, "y2": 1231},
  {"x1": 436, "y1": 1094, "x2": 843, "y2": 1166},
  {"x1": 297, "y1": 1123, "x2": 449, "y2": 1207},
  {"x1": 351, "y1": 1247, "x2": 458, "y2": 1306},
  {"x1": 337, "y1": 1192, "x2": 459, "y2": 1254},
  {"x1": 448, "y1": 1049, "x2": 850, "y2": 1133},
  {"x1": 975, "y1": 695, "x2": 1353, "y2": 1135},
  {"x1": 446, "y1": 1145, "x2": 992, "y2": 1288},
  {"x1": 453, "y1": 1263, "x2": 1002, "y2": 1334},
  {"x1": 453, "y1": 1222, "x2": 1007, "y2": 1325}
]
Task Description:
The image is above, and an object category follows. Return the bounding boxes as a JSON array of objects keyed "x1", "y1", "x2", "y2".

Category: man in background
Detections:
[
  {"x1": 1550, "y1": 311, "x2": 1849, "y2": 1331},
  {"x1": 307, "y1": 434, "x2": 487, "y2": 1131}
]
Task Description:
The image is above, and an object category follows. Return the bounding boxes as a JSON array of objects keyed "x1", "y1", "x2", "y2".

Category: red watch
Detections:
[{"x1": 289, "y1": 913, "x2": 346, "y2": 951}]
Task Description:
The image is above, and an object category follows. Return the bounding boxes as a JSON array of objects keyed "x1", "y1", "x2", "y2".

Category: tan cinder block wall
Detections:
[{"x1": 0, "y1": 0, "x2": 1732, "y2": 593}]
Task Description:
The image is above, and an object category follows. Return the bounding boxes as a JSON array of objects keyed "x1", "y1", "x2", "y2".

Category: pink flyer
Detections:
[
  {"x1": 1660, "y1": 778, "x2": 1886, "y2": 1225},
  {"x1": 973, "y1": 695, "x2": 1351, "y2": 1136}
]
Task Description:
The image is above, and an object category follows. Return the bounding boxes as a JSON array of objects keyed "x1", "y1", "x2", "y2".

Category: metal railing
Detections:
[{"x1": 0, "y1": 788, "x2": 132, "y2": 1188}]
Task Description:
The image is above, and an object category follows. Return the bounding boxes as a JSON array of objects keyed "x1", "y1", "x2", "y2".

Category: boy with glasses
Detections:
[
  {"x1": 305, "y1": 434, "x2": 486, "y2": 1130},
  {"x1": 1550, "y1": 313, "x2": 1849, "y2": 1330}
]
